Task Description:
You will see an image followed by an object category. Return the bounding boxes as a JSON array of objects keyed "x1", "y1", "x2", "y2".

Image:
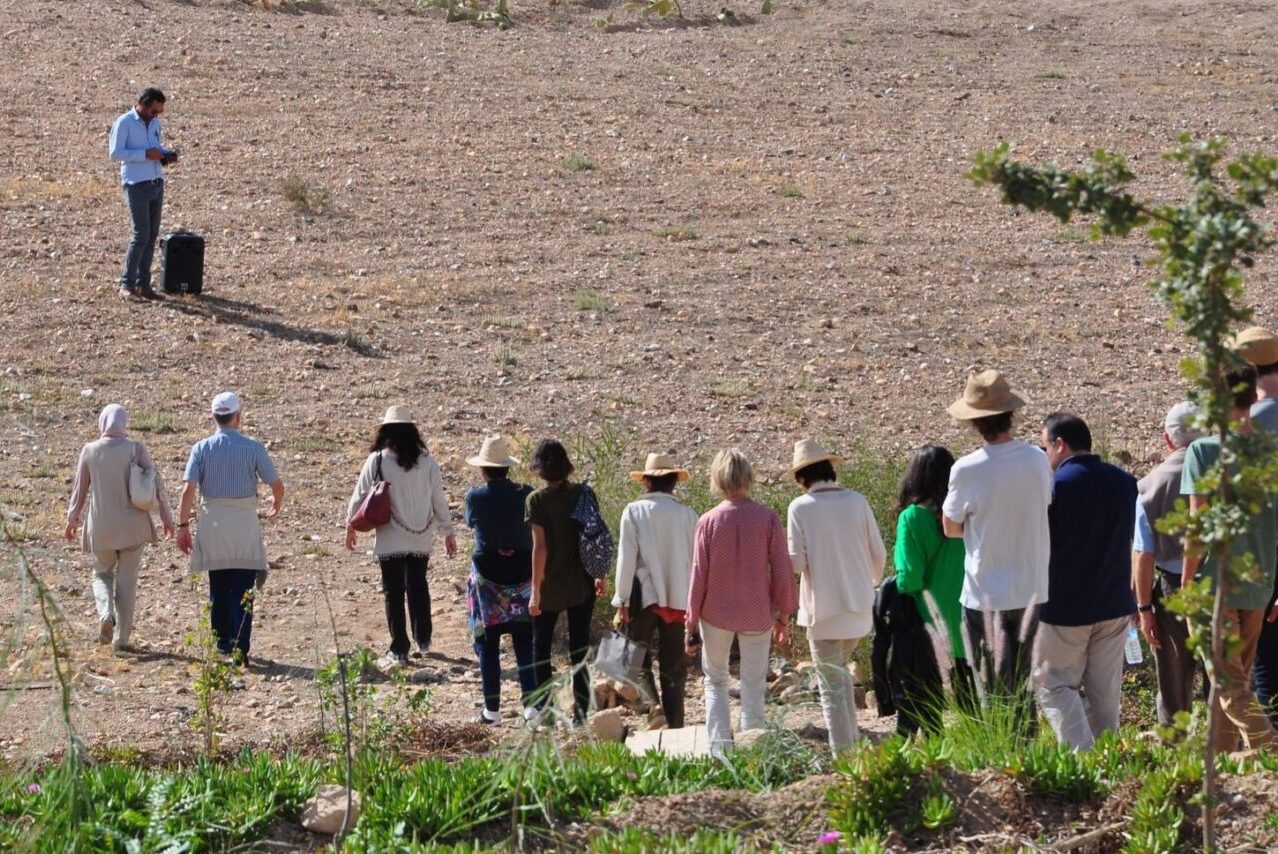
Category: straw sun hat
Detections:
[
  {"x1": 467, "y1": 435, "x2": 521, "y2": 468},
  {"x1": 381, "y1": 405, "x2": 416, "y2": 425},
  {"x1": 790, "y1": 439, "x2": 842, "y2": 474},
  {"x1": 1228, "y1": 326, "x2": 1278, "y2": 368},
  {"x1": 946, "y1": 370, "x2": 1028, "y2": 421},
  {"x1": 629, "y1": 453, "x2": 690, "y2": 483}
]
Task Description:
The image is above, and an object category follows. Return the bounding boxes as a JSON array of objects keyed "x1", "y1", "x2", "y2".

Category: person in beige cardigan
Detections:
[{"x1": 64, "y1": 404, "x2": 174, "y2": 651}]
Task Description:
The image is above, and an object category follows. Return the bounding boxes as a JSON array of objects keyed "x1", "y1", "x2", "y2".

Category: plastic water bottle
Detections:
[{"x1": 1124, "y1": 627, "x2": 1144, "y2": 665}]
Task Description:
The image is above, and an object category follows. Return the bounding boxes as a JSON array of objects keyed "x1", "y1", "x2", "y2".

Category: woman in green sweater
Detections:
[{"x1": 892, "y1": 444, "x2": 973, "y2": 727}]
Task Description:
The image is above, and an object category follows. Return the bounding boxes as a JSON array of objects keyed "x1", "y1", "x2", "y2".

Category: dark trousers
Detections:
[
  {"x1": 532, "y1": 598, "x2": 594, "y2": 723},
  {"x1": 380, "y1": 555, "x2": 431, "y2": 656},
  {"x1": 627, "y1": 584, "x2": 688, "y2": 728},
  {"x1": 121, "y1": 180, "x2": 163, "y2": 291},
  {"x1": 1254, "y1": 580, "x2": 1278, "y2": 729},
  {"x1": 208, "y1": 569, "x2": 256, "y2": 657},
  {"x1": 1152, "y1": 569, "x2": 1198, "y2": 727},
  {"x1": 965, "y1": 606, "x2": 1038, "y2": 734},
  {"x1": 475, "y1": 621, "x2": 537, "y2": 712}
]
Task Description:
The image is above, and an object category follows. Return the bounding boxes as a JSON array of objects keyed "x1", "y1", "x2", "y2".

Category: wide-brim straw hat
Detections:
[
  {"x1": 790, "y1": 439, "x2": 842, "y2": 474},
  {"x1": 1228, "y1": 326, "x2": 1278, "y2": 368},
  {"x1": 946, "y1": 369, "x2": 1028, "y2": 420},
  {"x1": 467, "y1": 434, "x2": 521, "y2": 468},
  {"x1": 381, "y1": 405, "x2": 416, "y2": 425},
  {"x1": 629, "y1": 452, "x2": 690, "y2": 483}
]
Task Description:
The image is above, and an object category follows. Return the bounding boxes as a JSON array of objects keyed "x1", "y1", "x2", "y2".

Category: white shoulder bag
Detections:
[{"x1": 128, "y1": 441, "x2": 158, "y2": 512}]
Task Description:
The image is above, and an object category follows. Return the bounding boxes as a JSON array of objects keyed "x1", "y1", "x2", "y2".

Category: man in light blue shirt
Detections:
[
  {"x1": 108, "y1": 88, "x2": 175, "y2": 301},
  {"x1": 1132, "y1": 401, "x2": 1201, "y2": 727}
]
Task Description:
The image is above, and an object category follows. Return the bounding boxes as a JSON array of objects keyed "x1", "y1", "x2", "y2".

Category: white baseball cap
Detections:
[{"x1": 211, "y1": 391, "x2": 241, "y2": 416}]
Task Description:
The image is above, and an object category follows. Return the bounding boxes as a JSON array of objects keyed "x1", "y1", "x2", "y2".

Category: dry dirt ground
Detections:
[{"x1": 2, "y1": 0, "x2": 1278, "y2": 771}]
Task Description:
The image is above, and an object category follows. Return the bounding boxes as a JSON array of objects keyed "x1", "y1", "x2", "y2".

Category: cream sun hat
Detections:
[
  {"x1": 629, "y1": 453, "x2": 690, "y2": 483},
  {"x1": 790, "y1": 439, "x2": 842, "y2": 474},
  {"x1": 1228, "y1": 326, "x2": 1278, "y2": 368},
  {"x1": 381, "y1": 405, "x2": 416, "y2": 425},
  {"x1": 946, "y1": 370, "x2": 1028, "y2": 421},
  {"x1": 467, "y1": 435, "x2": 521, "y2": 468}
]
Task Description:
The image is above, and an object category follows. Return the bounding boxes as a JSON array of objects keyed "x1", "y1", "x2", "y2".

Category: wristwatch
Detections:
[{"x1": 1136, "y1": 604, "x2": 1153, "y2": 613}]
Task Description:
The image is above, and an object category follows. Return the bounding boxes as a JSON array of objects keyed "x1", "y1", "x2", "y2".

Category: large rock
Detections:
[
  {"x1": 768, "y1": 672, "x2": 798, "y2": 697},
  {"x1": 735, "y1": 728, "x2": 769, "y2": 748},
  {"x1": 613, "y1": 680, "x2": 641, "y2": 704},
  {"x1": 588, "y1": 708, "x2": 627, "y2": 743},
  {"x1": 301, "y1": 785, "x2": 362, "y2": 836}
]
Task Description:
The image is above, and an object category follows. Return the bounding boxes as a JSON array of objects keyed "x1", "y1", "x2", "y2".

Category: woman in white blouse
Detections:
[
  {"x1": 346, "y1": 406, "x2": 456, "y2": 670},
  {"x1": 65, "y1": 404, "x2": 174, "y2": 652}
]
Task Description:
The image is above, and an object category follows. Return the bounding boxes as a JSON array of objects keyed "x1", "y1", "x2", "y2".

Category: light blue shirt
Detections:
[
  {"x1": 183, "y1": 428, "x2": 279, "y2": 499},
  {"x1": 1133, "y1": 498, "x2": 1182, "y2": 574},
  {"x1": 108, "y1": 108, "x2": 166, "y2": 186}
]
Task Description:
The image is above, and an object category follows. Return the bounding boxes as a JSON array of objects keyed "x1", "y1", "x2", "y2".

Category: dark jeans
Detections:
[
  {"x1": 627, "y1": 584, "x2": 688, "y2": 728},
  {"x1": 532, "y1": 598, "x2": 594, "y2": 723},
  {"x1": 1152, "y1": 569, "x2": 1198, "y2": 727},
  {"x1": 380, "y1": 555, "x2": 431, "y2": 656},
  {"x1": 208, "y1": 568, "x2": 256, "y2": 657},
  {"x1": 121, "y1": 180, "x2": 163, "y2": 291},
  {"x1": 475, "y1": 621, "x2": 537, "y2": 713},
  {"x1": 965, "y1": 605, "x2": 1039, "y2": 735},
  {"x1": 1254, "y1": 578, "x2": 1278, "y2": 729}
]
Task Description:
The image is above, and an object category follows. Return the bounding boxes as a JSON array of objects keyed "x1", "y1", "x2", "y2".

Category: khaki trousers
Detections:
[
  {"x1": 92, "y1": 547, "x2": 143, "y2": 646},
  {"x1": 1212, "y1": 608, "x2": 1278, "y2": 752},
  {"x1": 1032, "y1": 616, "x2": 1128, "y2": 752}
]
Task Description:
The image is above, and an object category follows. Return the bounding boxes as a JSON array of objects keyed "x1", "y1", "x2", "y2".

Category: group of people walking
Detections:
[{"x1": 64, "y1": 332, "x2": 1278, "y2": 755}]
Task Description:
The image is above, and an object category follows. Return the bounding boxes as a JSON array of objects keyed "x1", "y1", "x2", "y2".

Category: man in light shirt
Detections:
[
  {"x1": 941, "y1": 370, "x2": 1052, "y2": 721},
  {"x1": 613, "y1": 453, "x2": 698, "y2": 729},
  {"x1": 108, "y1": 88, "x2": 176, "y2": 301}
]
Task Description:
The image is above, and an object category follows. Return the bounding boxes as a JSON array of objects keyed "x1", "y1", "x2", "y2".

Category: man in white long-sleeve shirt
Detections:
[
  {"x1": 786, "y1": 439, "x2": 886, "y2": 753},
  {"x1": 612, "y1": 453, "x2": 698, "y2": 728},
  {"x1": 108, "y1": 88, "x2": 176, "y2": 300}
]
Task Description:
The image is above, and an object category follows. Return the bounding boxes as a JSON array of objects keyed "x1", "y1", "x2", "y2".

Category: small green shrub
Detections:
[
  {"x1": 1006, "y1": 740, "x2": 1102, "y2": 802},
  {"x1": 280, "y1": 175, "x2": 332, "y2": 216},
  {"x1": 653, "y1": 225, "x2": 699, "y2": 241},
  {"x1": 130, "y1": 411, "x2": 180, "y2": 434},
  {"x1": 563, "y1": 154, "x2": 597, "y2": 173},
  {"x1": 574, "y1": 289, "x2": 616, "y2": 313},
  {"x1": 827, "y1": 737, "x2": 923, "y2": 838},
  {"x1": 773, "y1": 184, "x2": 804, "y2": 198}
]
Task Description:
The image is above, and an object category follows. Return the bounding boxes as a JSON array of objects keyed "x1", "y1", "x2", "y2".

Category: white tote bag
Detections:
[{"x1": 128, "y1": 441, "x2": 157, "y2": 512}]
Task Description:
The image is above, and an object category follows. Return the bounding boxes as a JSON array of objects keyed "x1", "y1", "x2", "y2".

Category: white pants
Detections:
[
  {"x1": 92, "y1": 547, "x2": 143, "y2": 646},
  {"x1": 700, "y1": 621, "x2": 771, "y2": 757},
  {"x1": 809, "y1": 637, "x2": 861, "y2": 753},
  {"x1": 1032, "y1": 616, "x2": 1128, "y2": 752}
]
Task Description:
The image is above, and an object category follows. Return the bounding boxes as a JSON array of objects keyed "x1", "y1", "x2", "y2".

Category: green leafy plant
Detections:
[
  {"x1": 827, "y1": 737, "x2": 922, "y2": 838},
  {"x1": 625, "y1": 0, "x2": 682, "y2": 17},
  {"x1": 919, "y1": 785, "x2": 957, "y2": 830},
  {"x1": 969, "y1": 134, "x2": 1278, "y2": 850},
  {"x1": 772, "y1": 184, "x2": 804, "y2": 198},
  {"x1": 573, "y1": 289, "x2": 616, "y2": 314},
  {"x1": 562, "y1": 154, "x2": 597, "y2": 173},
  {"x1": 653, "y1": 225, "x2": 699, "y2": 242},
  {"x1": 280, "y1": 175, "x2": 332, "y2": 216},
  {"x1": 185, "y1": 605, "x2": 238, "y2": 759}
]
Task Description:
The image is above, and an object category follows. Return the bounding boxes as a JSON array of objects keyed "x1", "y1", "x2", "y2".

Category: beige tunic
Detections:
[{"x1": 67, "y1": 438, "x2": 173, "y2": 552}]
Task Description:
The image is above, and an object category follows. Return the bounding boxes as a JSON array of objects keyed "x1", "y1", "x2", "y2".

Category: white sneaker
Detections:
[{"x1": 378, "y1": 653, "x2": 407, "y2": 672}]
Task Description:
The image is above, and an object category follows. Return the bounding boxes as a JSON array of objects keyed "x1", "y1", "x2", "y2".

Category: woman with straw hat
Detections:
[
  {"x1": 64, "y1": 403, "x2": 175, "y2": 653},
  {"x1": 346, "y1": 406, "x2": 457, "y2": 671},
  {"x1": 786, "y1": 439, "x2": 885, "y2": 753},
  {"x1": 612, "y1": 452, "x2": 698, "y2": 729},
  {"x1": 464, "y1": 435, "x2": 539, "y2": 726}
]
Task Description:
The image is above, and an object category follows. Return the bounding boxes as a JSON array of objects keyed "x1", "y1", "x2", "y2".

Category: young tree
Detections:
[{"x1": 969, "y1": 136, "x2": 1278, "y2": 850}]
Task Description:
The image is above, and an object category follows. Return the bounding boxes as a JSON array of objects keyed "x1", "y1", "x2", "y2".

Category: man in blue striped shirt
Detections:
[
  {"x1": 177, "y1": 392, "x2": 284, "y2": 662},
  {"x1": 108, "y1": 88, "x2": 176, "y2": 301}
]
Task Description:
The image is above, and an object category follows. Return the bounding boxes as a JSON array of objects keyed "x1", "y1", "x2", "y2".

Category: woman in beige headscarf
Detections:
[{"x1": 65, "y1": 404, "x2": 175, "y2": 652}]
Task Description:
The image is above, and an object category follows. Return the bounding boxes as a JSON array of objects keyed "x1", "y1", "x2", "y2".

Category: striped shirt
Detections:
[
  {"x1": 686, "y1": 498, "x2": 798, "y2": 633},
  {"x1": 183, "y1": 428, "x2": 279, "y2": 499}
]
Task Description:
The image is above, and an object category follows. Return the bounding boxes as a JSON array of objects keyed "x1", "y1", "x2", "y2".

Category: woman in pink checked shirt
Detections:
[{"x1": 685, "y1": 448, "x2": 798, "y2": 757}]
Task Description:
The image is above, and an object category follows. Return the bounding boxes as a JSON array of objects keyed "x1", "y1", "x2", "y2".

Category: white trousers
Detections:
[
  {"x1": 92, "y1": 546, "x2": 143, "y2": 646},
  {"x1": 700, "y1": 621, "x2": 771, "y2": 757},
  {"x1": 1032, "y1": 616, "x2": 1128, "y2": 752},
  {"x1": 809, "y1": 636, "x2": 861, "y2": 753}
]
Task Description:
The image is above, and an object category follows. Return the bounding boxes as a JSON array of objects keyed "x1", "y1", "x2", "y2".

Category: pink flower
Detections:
[
  {"x1": 818, "y1": 831, "x2": 842, "y2": 846},
  {"x1": 25, "y1": 784, "x2": 41, "y2": 794}
]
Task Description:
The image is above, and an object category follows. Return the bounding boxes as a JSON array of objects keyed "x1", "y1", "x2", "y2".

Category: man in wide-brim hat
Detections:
[
  {"x1": 785, "y1": 439, "x2": 885, "y2": 754},
  {"x1": 1228, "y1": 326, "x2": 1278, "y2": 730},
  {"x1": 940, "y1": 370, "x2": 1052, "y2": 727},
  {"x1": 612, "y1": 452, "x2": 698, "y2": 729}
]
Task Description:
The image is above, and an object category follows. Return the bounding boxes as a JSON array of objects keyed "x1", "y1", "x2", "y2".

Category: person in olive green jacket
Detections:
[{"x1": 892, "y1": 444, "x2": 975, "y2": 727}]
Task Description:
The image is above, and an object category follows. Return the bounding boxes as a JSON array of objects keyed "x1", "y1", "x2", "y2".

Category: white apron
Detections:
[{"x1": 190, "y1": 497, "x2": 268, "y2": 573}]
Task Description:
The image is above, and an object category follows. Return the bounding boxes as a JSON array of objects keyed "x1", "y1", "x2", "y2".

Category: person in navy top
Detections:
[
  {"x1": 109, "y1": 88, "x2": 177, "y2": 301},
  {"x1": 1032, "y1": 412, "x2": 1137, "y2": 751}
]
